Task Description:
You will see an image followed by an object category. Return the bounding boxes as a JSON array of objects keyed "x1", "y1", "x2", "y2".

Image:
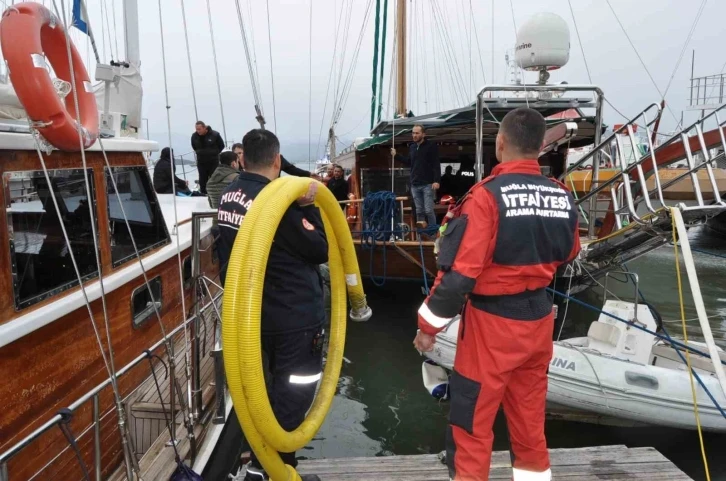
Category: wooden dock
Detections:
[{"x1": 296, "y1": 445, "x2": 692, "y2": 480}]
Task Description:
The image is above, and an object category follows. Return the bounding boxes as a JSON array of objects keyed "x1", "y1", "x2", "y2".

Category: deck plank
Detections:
[{"x1": 295, "y1": 445, "x2": 692, "y2": 481}]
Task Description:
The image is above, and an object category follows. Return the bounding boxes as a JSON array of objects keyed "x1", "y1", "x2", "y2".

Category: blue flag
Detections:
[{"x1": 72, "y1": 0, "x2": 89, "y2": 35}]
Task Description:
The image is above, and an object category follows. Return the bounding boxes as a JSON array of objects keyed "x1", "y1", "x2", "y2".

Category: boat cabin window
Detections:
[
  {"x1": 106, "y1": 167, "x2": 170, "y2": 267},
  {"x1": 4, "y1": 169, "x2": 99, "y2": 310},
  {"x1": 183, "y1": 255, "x2": 192, "y2": 288},
  {"x1": 359, "y1": 168, "x2": 411, "y2": 196},
  {"x1": 131, "y1": 276, "x2": 162, "y2": 328}
]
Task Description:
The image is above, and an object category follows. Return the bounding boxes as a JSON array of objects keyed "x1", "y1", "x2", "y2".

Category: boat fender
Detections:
[
  {"x1": 422, "y1": 359, "x2": 450, "y2": 400},
  {"x1": 435, "y1": 214, "x2": 469, "y2": 272}
]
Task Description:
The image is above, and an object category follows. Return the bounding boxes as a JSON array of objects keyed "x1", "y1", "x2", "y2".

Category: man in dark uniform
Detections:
[
  {"x1": 217, "y1": 129, "x2": 326, "y2": 481},
  {"x1": 414, "y1": 108, "x2": 581, "y2": 481},
  {"x1": 232, "y1": 142, "x2": 318, "y2": 178},
  {"x1": 191, "y1": 121, "x2": 225, "y2": 194}
]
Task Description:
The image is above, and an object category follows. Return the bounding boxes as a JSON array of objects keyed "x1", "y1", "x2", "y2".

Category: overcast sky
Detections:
[{"x1": 59, "y1": 0, "x2": 726, "y2": 159}]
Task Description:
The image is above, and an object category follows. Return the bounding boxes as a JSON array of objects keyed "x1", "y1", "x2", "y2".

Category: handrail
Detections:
[
  {"x1": 475, "y1": 83, "x2": 605, "y2": 237},
  {"x1": 560, "y1": 102, "x2": 661, "y2": 178},
  {"x1": 575, "y1": 102, "x2": 726, "y2": 207},
  {"x1": 0, "y1": 292, "x2": 222, "y2": 467}
]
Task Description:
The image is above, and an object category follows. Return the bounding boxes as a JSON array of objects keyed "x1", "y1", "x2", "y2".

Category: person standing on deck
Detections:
[
  {"x1": 391, "y1": 124, "x2": 441, "y2": 228},
  {"x1": 217, "y1": 129, "x2": 326, "y2": 481},
  {"x1": 206, "y1": 151, "x2": 240, "y2": 209},
  {"x1": 326, "y1": 164, "x2": 349, "y2": 209},
  {"x1": 413, "y1": 108, "x2": 581, "y2": 481},
  {"x1": 191, "y1": 121, "x2": 225, "y2": 194}
]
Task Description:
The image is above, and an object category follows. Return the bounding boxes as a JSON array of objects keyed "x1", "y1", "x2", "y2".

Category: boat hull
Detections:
[
  {"x1": 354, "y1": 240, "x2": 437, "y2": 283},
  {"x1": 423, "y1": 322, "x2": 726, "y2": 433}
]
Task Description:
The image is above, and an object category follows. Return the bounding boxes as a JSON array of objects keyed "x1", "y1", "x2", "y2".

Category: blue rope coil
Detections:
[
  {"x1": 358, "y1": 191, "x2": 439, "y2": 288},
  {"x1": 360, "y1": 191, "x2": 404, "y2": 286}
]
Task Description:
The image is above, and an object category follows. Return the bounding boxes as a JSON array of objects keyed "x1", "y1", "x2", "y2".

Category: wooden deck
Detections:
[{"x1": 296, "y1": 445, "x2": 692, "y2": 480}]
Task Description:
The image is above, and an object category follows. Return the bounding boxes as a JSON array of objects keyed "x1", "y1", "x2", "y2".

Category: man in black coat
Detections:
[
  {"x1": 191, "y1": 121, "x2": 225, "y2": 194},
  {"x1": 326, "y1": 164, "x2": 349, "y2": 210},
  {"x1": 217, "y1": 129, "x2": 325, "y2": 481},
  {"x1": 153, "y1": 147, "x2": 189, "y2": 194},
  {"x1": 391, "y1": 124, "x2": 441, "y2": 227}
]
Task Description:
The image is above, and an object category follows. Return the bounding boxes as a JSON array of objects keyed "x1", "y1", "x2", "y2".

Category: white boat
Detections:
[{"x1": 422, "y1": 299, "x2": 726, "y2": 432}]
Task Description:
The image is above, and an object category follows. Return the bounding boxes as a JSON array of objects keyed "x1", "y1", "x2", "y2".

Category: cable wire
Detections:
[
  {"x1": 265, "y1": 0, "x2": 278, "y2": 132},
  {"x1": 205, "y1": 0, "x2": 229, "y2": 143}
]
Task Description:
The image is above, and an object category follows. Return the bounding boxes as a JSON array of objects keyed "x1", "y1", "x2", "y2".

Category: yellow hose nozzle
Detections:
[{"x1": 222, "y1": 176, "x2": 371, "y2": 481}]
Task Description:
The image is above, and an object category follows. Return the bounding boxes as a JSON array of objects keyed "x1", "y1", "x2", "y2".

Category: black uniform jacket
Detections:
[{"x1": 217, "y1": 171, "x2": 328, "y2": 334}]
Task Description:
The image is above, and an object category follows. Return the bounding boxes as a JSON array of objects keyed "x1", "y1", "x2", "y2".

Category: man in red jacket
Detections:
[{"x1": 414, "y1": 108, "x2": 581, "y2": 481}]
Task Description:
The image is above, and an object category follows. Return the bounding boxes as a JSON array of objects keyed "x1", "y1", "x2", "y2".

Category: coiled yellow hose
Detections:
[{"x1": 222, "y1": 175, "x2": 372, "y2": 481}]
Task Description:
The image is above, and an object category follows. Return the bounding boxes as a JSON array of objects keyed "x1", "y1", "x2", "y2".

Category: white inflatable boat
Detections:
[{"x1": 422, "y1": 300, "x2": 726, "y2": 432}]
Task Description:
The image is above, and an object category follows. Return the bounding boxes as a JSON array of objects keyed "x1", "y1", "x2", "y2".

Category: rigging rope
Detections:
[
  {"x1": 469, "y1": 0, "x2": 487, "y2": 86},
  {"x1": 233, "y1": 0, "x2": 265, "y2": 121},
  {"x1": 567, "y1": 0, "x2": 592, "y2": 84},
  {"x1": 672, "y1": 212, "x2": 712, "y2": 480},
  {"x1": 604, "y1": 0, "x2": 679, "y2": 124},
  {"x1": 53, "y1": 0, "x2": 141, "y2": 477},
  {"x1": 315, "y1": 0, "x2": 348, "y2": 159},
  {"x1": 156, "y1": 0, "x2": 195, "y2": 446},
  {"x1": 205, "y1": 0, "x2": 229, "y2": 143},
  {"x1": 265, "y1": 0, "x2": 278, "y2": 132},
  {"x1": 662, "y1": 0, "x2": 707, "y2": 99},
  {"x1": 110, "y1": 0, "x2": 120, "y2": 59},
  {"x1": 179, "y1": 0, "x2": 199, "y2": 120},
  {"x1": 430, "y1": 0, "x2": 468, "y2": 106},
  {"x1": 331, "y1": 0, "x2": 375, "y2": 131}
]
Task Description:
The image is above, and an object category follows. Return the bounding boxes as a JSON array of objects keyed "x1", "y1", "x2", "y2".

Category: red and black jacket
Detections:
[{"x1": 418, "y1": 160, "x2": 581, "y2": 335}]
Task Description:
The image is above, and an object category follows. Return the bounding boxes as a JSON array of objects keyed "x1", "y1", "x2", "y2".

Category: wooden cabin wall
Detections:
[
  {"x1": 0, "y1": 150, "x2": 220, "y2": 480},
  {"x1": 2, "y1": 240, "x2": 218, "y2": 480},
  {"x1": 0, "y1": 150, "x2": 144, "y2": 323}
]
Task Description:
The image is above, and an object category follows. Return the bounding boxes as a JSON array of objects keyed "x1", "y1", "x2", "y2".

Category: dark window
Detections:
[
  {"x1": 5, "y1": 169, "x2": 99, "y2": 309},
  {"x1": 183, "y1": 255, "x2": 192, "y2": 288},
  {"x1": 131, "y1": 276, "x2": 162, "y2": 328},
  {"x1": 106, "y1": 167, "x2": 170, "y2": 267},
  {"x1": 360, "y1": 167, "x2": 411, "y2": 196}
]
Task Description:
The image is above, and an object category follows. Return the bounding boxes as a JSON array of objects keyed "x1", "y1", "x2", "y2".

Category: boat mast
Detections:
[
  {"x1": 122, "y1": 0, "x2": 141, "y2": 67},
  {"x1": 395, "y1": 0, "x2": 406, "y2": 117},
  {"x1": 328, "y1": 128, "x2": 336, "y2": 160}
]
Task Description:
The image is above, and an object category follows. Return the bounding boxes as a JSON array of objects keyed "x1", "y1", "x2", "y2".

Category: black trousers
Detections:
[
  {"x1": 197, "y1": 159, "x2": 219, "y2": 194},
  {"x1": 249, "y1": 326, "x2": 323, "y2": 469}
]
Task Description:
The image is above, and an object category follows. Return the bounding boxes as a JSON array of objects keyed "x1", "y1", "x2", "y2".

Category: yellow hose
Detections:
[{"x1": 222, "y1": 175, "x2": 371, "y2": 481}]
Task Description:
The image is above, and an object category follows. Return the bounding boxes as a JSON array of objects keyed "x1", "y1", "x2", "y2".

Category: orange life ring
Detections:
[{"x1": 0, "y1": 3, "x2": 98, "y2": 151}]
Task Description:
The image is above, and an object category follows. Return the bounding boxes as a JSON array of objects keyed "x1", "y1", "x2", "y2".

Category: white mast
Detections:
[{"x1": 122, "y1": 0, "x2": 141, "y2": 67}]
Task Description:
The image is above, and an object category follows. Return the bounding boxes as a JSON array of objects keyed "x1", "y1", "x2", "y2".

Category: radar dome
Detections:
[{"x1": 514, "y1": 12, "x2": 570, "y2": 72}]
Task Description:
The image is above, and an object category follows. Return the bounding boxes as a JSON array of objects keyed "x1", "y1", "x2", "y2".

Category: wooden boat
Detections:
[
  {"x1": 336, "y1": 99, "x2": 600, "y2": 283},
  {"x1": 0, "y1": 3, "x2": 223, "y2": 480}
]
